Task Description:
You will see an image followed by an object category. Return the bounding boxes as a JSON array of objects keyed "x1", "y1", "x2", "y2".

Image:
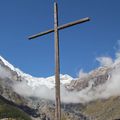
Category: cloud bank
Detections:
[
  {"x1": 12, "y1": 50, "x2": 120, "y2": 103},
  {"x1": 1, "y1": 42, "x2": 120, "y2": 103}
]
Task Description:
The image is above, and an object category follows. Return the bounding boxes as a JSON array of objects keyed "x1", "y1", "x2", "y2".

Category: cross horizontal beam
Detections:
[{"x1": 28, "y1": 17, "x2": 90, "y2": 40}]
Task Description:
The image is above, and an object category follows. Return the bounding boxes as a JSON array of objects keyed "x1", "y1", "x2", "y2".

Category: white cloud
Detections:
[
  {"x1": 13, "y1": 51, "x2": 120, "y2": 103},
  {"x1": 96, "y1": 56, "x2": 113, "y2": 66},
  {"x1": 2, "y1": 40, "x2": 120, "y2": 104},
  {"x1": 79, "y1": 69, "x2": 88, "y2": 79}
]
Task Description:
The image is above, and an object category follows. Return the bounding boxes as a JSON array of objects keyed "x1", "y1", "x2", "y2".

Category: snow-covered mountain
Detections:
[
  {"x1": 0, "y1": 55, "x2": 73, "y2": 89},
  {"x1": 1, "y1": 55, "x2": 120, "y2": 120}
]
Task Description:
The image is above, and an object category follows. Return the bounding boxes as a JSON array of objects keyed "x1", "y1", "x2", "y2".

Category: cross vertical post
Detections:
[
  {"x1": 54, "y1": 1, "x2": 61, "y2": 120},
  {"x1": 28, "y1": 1, "x2": 90, "y2": 120}
]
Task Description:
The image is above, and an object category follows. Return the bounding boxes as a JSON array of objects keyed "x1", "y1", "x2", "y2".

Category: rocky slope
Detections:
[
  {"x1": 0, "y1": 56, "x2": 88, "y2": 120},
  {"x1": 0, "y1": 55, "x2": 120, "y2": 120}
]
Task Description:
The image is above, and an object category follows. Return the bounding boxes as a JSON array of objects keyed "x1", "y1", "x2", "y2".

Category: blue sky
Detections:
[{"x1": 0, "y1": 0, "x2": 120, "y2": 77}]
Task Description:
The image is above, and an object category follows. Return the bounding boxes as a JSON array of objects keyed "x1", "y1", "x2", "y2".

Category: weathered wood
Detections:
[
  {"x1": 28, "y1": 1, "x2": 90, "y2": 120},
  {"x1": 28, "y1": 17, "x2": 90, "y2": 40},
  {"x1": 54, "y1": 2, "x2": 61, "y2": 120}
]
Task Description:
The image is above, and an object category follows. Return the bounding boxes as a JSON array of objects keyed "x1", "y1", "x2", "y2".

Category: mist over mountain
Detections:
[{"x1": 1, "y1": 51, "x2": 120, "y2": 119}]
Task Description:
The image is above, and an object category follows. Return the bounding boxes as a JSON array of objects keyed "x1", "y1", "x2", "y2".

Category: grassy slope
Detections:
[
  {"x1": 0, "y1": 97, "x2": 32, "y2": 120},
  {"x1": 82, "y1": 96, "x2": 120, "y2": 120}
]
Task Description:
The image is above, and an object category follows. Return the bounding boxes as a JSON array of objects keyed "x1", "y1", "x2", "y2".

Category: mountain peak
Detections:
[
  {"x1": 0, "y1": 55, "x2": 73, "y2": 89},
  {"x1": 0, "y1": 55, "x2": 15, "y2": 71}
]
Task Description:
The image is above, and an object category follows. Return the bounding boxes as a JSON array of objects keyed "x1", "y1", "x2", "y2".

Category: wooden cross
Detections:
[{"x1": 28, "y1": 1, "x2": 90, "y2": 120}]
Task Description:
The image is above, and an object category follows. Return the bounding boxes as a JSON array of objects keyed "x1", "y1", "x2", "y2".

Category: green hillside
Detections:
[
  {"x1": 0, "y1": 96, "x2": 32, "y2": 120},
  {"x1": 82, "y1": 97, "x2": 120, "y2": 120}
]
